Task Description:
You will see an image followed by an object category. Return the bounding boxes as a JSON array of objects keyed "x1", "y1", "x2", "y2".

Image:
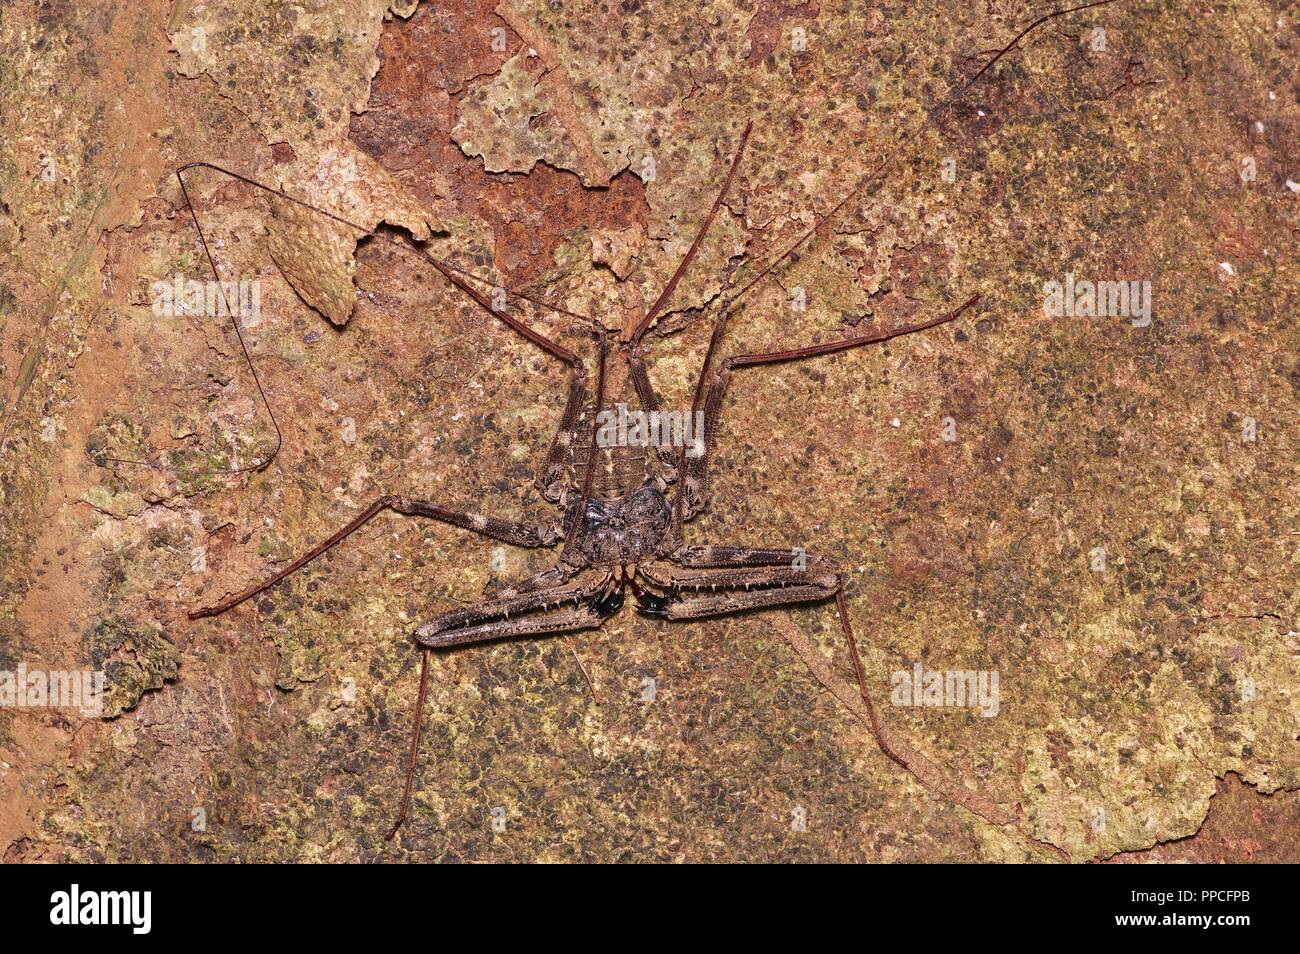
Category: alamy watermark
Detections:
[
  {"x1": 150, "y1": 273, "x2": 262, "y2": 325},
  {"x1": 1043, "y1": 272, "x2": 1151, "y2": 327},
  {"x1": 0, "y1": 664, "x2": 104, "y2": 717},
  {"x1": 595, "y1": 403, "x2": 704, "y2": 458},
  {"x1": 891, "y1": 663, "x2": 999, "y2": 717},
  {"x1": 50, "y1": 884, "x2": 151, "y2": 934}
]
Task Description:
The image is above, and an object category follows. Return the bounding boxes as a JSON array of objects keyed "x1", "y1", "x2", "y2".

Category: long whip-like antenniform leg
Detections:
[
  {"x1": 630, "y1": 120, "x2": 752, "y2": 346},
  {"x1": 171, "y1": 162, "x2": 601, "y2": 477},
  {"x1": 176, "y1": 163, "x2": 592, "y2": 368},
  {"x1": 176, "y1": 172, "x2": 283, "y2": 475},
  {"x1": 835, "y1": 588, "x2": 903, "y2": 769},
  {"x1": 188, "y1": 496, "x2": 558, "y2": 619},
  {"x1": 665, "y1": 0, "x2": 1129, "y2": 521},
  {"x1": 712, "y1": 0, "x2": 1125, "y2": 322},
  {"x1": 621, "y1": 120, "x2": 752, "y2": 479},
  {"x1": 386, "y1": 648, "x2": 431, "y2": 841}
]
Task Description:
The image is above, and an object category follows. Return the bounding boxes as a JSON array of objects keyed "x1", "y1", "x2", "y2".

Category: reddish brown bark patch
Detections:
[
  {"x1": 348, "y1": 3, "x2": 647, "y2": 287},
  {"x1": 1106, "y1": 773, "x2": 1300, "y2": 863},
  {"x1": 745, "y1": 0, "x2": 821, "y2": 67}
]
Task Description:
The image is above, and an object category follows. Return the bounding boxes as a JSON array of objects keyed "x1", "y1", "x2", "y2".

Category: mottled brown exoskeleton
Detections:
[{"x1": 183, "y1": 0, "x2": 1110, "y2": 838}]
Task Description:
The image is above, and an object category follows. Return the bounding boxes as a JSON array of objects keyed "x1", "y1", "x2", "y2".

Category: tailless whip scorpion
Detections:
[{"x1": 180, "y1": 1, "x2": 1121, "y2": 840}]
